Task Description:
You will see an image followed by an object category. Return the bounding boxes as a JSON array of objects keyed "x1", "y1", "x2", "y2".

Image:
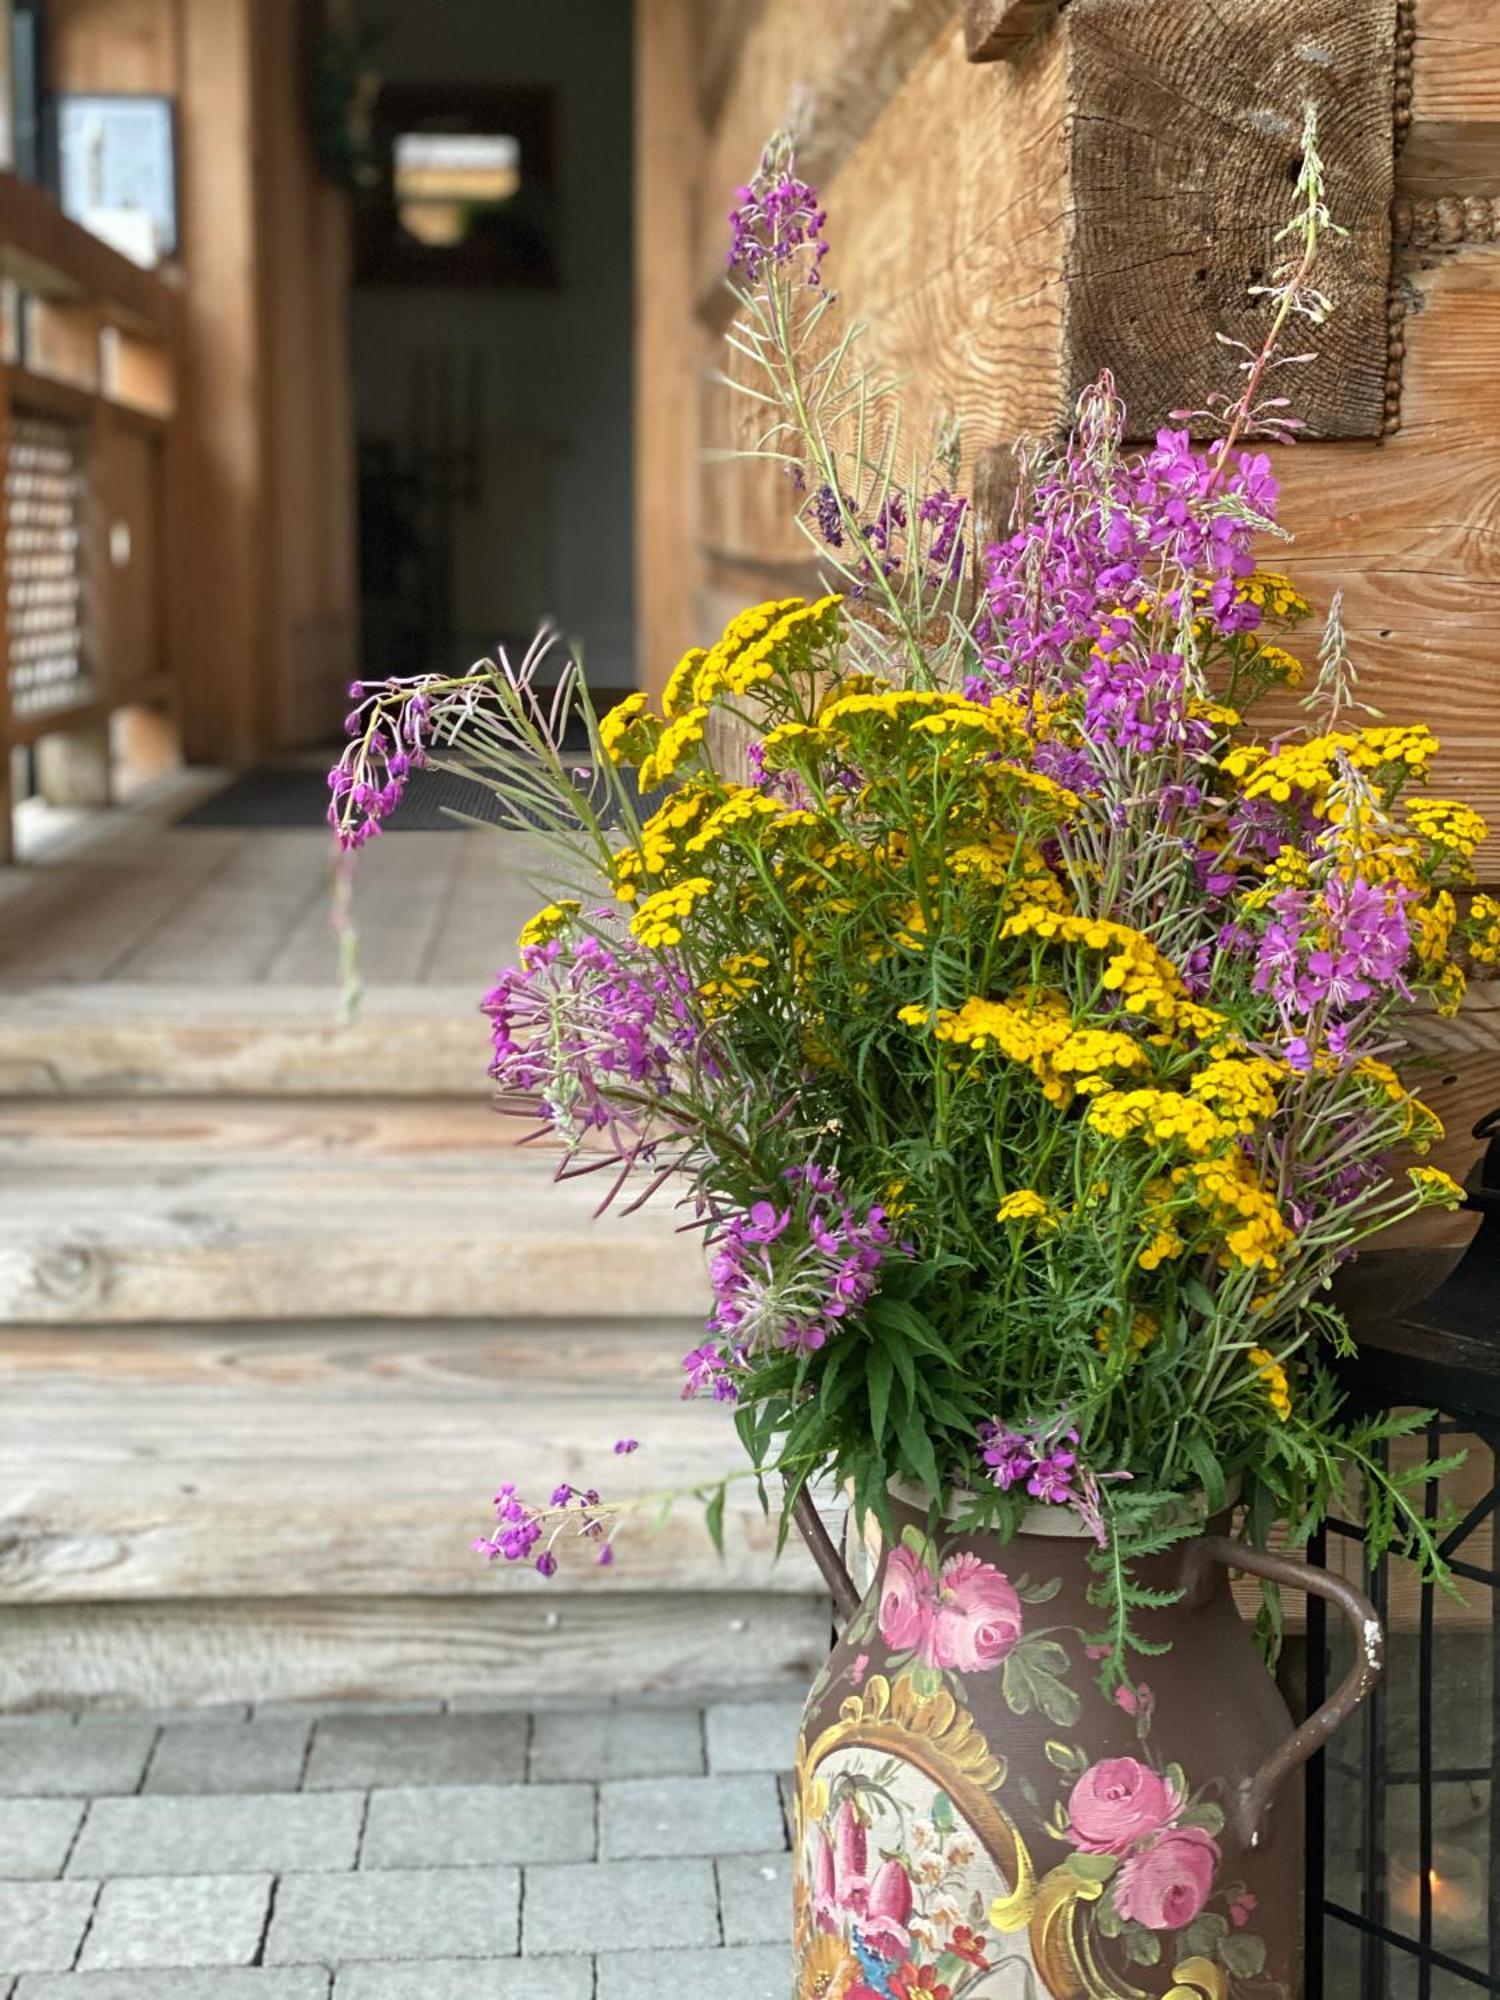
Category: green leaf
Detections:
[
  {"x1": 868, "y1": 1345, "x2": 894, "y2": 1446},
  {"x1": 704, "y1": 1485, "x2": 726, "y2": 1558},
  {"x1": 908, "y1": 1665, "x2": 944, "y2": 1698},
  {"x1": 1180, "y1": 1801, "x2": 1225, "y2": 1837},
  {"x1": 1183, "y1": 1914, "x2": 1230, "y2": 1956},
  {"x1": 1065, "y1": 1851, "x2": 1119, "y2": 1884},
  {"x1": 931, "y1": 1790, "x2": 954, "y2": 1833},
  {"x1": 1123, "y1": 1926, "x2": 1161, "y2": 1967},
  {"x1": 1044, "y1": 1740, "x2": 1082, "y2": 1772},
  {"x1": 1218, "y1": 1933, "x2": 1267, "y2": 1980},
  {"x1": 1002, "y1": 1640, "x2": 1081, "y2": 1728},
  {"x1": 895, "y1": 1400, "x2": 942, "y2": 1496}
]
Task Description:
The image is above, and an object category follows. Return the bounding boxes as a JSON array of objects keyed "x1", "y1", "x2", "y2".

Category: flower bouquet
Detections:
[{"x1": 329, "y1": 125, "x2": 1496, "y2": 1690}]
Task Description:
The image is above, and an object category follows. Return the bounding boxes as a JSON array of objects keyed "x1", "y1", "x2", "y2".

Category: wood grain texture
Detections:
[
  {"x1": 699, "y1": 19, "x2": 1069, "y2": 585},
  {"x1": 0, "y1": 1148, "x2": 707, "y2": 1324},
  {"x1": 0, "y1": 1323, "x2": 821, "y2": 1600},
  {"x1": 0, "y1": 984, "x2": 490, "y2": 1097},
  {"x1": 695, "y1": 0, "x2": 954, "y2": 318},
  {"x1": 1270, "y1": 257, "x2": 1500, "y2": 880},
  {"x1": 964, "y1": 0, "x2": 1063, "y2": 63},
  {"x1": 1063, "y1": 0, "x2": 1395, "y2": 440},
  {"x1": 1398, "y1": 0, "x2": 1500, "y2": 197},
  {"x1": 0, "y1": 1593, "x2": 833, "y2": 1710}
]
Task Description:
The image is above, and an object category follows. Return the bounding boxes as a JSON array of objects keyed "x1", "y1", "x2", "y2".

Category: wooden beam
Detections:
[
  {"x1": 963, "y1": 0, "x2": 1063, "y2": 63},
  {"x1": 1061, "y1": 0, "x2": 1397, "y2": 440},
  {"x1": 0, "y1": 171, "x2": 172, "y2": 340},
  {"x1": 635, "y1": 0, "x2": 705, "y2": 699}
]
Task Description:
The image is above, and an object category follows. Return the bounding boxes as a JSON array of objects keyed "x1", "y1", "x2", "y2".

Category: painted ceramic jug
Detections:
[{"x1": 790, "y1": 1492, "x2": 1381, "y2": 2000}]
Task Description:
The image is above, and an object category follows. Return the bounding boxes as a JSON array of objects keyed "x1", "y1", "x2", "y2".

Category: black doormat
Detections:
[{"x1": 176, "y1": 763, "x2": 656, "y2": 832}]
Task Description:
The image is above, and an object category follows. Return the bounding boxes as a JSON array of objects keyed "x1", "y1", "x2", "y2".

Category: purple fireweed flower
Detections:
[
  {"x1": 681, "y1": 1340, "x2": 746, "y2": 1403},
  {"x1": 705, "y1": 1164, "x2": 897, "y2": 1356},
  {"x1": 482, "y1": 921, "x2": 701, "y2": 1170},
  {"x1": 973, "y1": 374, "x2": 1279, "y2": 698},
  {"x1": 476, "y1": 1463, "x2": 626, "y2": 1577},
  {"x1": 978, "y1": 1423, "x2": 1035, "y2": 1493},
  {"x1": 728, "y1": 150, "x2": 828, "y2": 285}
]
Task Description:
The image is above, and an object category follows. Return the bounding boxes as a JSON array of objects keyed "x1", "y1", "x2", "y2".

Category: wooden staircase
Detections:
[{"x1": 0, "y1": 981, "x2": 829, "y2": 1708}]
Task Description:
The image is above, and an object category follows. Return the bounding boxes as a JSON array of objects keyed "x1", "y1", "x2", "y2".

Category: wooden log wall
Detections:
[
  {"x1": 634, "y1": 0, "x2": 1500, "y2": 1199},
  {"x1": 43, "y1": 0, "x2": 358, "y2": 769}
]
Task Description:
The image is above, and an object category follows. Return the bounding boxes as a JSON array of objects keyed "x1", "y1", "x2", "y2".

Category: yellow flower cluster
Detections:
[
  {"x1": 999, "y1": 906, "x2": 1220, "y2": 1035},
  {"x1": 1178, "y1": 1155, "x2": 1292, "y2": 1272},
  {"x1": 1249, "y1": 1347, "x2": 1293, "y2": 1420},
  {"x1": 901, "y1": 991, "x2": 1147, "y2": 1107},
  {"x1": 612, "y1": 787, "x2": 712, "y2": 902},
  {"x1": 1406, "y1": 797, "x2": 1488, "y2": 863},
  {"x1": 700, "y1": 951, "x2": 770, "y2": 1019},
  {"x1": 599, "y1": 691, "x2": 656, "y2": 767},
  {"x1": 996, "y1": 1188, "x2": 1058, "y2": 1230},
  {"x1": 517, "y1": 900, "x2": 580, "y2": 950},
  {"x1": 1187, "y1": 1056, "x2": 1281, "y2": 1133},
  {"x1": 1094, "y1": 1307, "x2": 1161, "y2": 1356},
  {"x1": 948, "y1": 840, "x2": 1072, "y2": 914},
  {"x1": 692, "y1": 595, "x2": 844, "y2": 707},
  {"x1": 630, "y1": 876, "x2": 713, "y2": 948},
  {"x1": 1249, "y1": 642, "x2": 1304, "y2": 687},
  {"x1": 1239, "y1": 571, "x2": 1311, "y2": 620},
  {"x1": 1224, "y1": 725, "x2": 1439, "y2": 810},
  {"x1": 1408, "y1": 1164, "x2": 1465, "y2": 1206},
  {"x1": 638, "y1": 706, "x2": 710, "y2": 792},
  {"x1": 1471, "y1": 894, "x2": 1500, "y2": 968},
  {"x1": 683, "y1": 787, "x2": 783, "y2": 855},
  {"x1": 1086, "y1": 1088, "x2": 1234, "y2": 1157}
]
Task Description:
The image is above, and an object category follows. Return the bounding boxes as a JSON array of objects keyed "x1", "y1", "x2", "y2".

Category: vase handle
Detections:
[
  {"x1": 792, "y1": 1487, "x2": 863, "y2": 1625},
  {"x1": 1181, "y1": 1533, "x2": 1383, "y2": 1850}
]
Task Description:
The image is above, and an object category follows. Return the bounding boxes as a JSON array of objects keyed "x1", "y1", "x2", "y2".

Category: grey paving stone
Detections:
[
  {"x1": 0, "y1": 1880, "x2": 98, "y2": 1974},
  {"x1": 0, "y1": 1719, "x2": 156, "y2": 1800},
  {"x1": 80, "y1": 1874, "x2": 272, "y2": 1971},
  {"x1": 360, "y1": 1783, "x2": 594, "y2": 1870},
  {"x1": 303, "y1": 1713, "x2": 527, "y2": 1790},
  {"x1": 16, "y1": 1975, "x2": 330, "y2": 2000},
  {"x1": 705, "y1": 1698, "x2": 805, "y2": 1775},
  {"x1": 596, "y1": 1944, "x2": 792, "y2": 2000},
  {"x1": 716, "y1": 1851, "x2": 792, "y2": 1945},
  {"x1": 599, "y1": 1772, "x2": 785, "y2": 1861},
  {"x1": 0, "y1": 1801, "x2": 84, "y2": 1880},
  {"x1": 334, "y1": 1963, "x2": 591, "y2": 2000},
  {"x1": 68, "y1": 1791, "x2": 362, "y2": 1878},
  {"x1": 267, "y1": 1867, "x2": 518, "y2": 1965},
  {"x1": 144, "y1": 1716, "x2": 310, "y2": 1795},
  {"x1": 528, "y1": 1707, "x2": 703, "y2": 1782},
  {"x1": 523, "y1": 1857, "x2": 718, "y2": 1955}
]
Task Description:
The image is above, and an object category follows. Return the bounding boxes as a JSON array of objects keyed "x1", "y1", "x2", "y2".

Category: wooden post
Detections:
[
  {"x1": 634, "y1": 0, "x2": 705, "y2": 702},
  {"x1": 0, "y1": 356, "x2": 11, "y2": 863}
]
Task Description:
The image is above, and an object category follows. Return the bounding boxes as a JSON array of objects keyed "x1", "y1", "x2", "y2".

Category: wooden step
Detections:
[
  {"x1": 0, "y1": 1595, "x2": 833, "y2": 1710},
  {"x1": 0, "y1": 1099, "x2": 709, "y2": 1324},
  {"x1": 0, "y1": 1322, "x2": 821, "y2": 1603},
  {"x1": 0, "y1": 985, "x2": 491, "y2": 1097}
]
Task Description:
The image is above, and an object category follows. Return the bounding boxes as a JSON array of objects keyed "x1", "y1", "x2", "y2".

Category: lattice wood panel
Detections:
[{"x1": 5, "y1": 412, "x2": 89, "y2": 721}]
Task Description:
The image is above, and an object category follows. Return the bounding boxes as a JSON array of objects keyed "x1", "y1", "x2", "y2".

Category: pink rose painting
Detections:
[
  {"x1": 877, "y1": 1545, "x2": 1024, "y2": 1674},
  {"x1": 1066, "y1": 1756, "x2": 1180, "y2": 1855},
  {"x1": 1114, "y1": 1825, "x2": 1221, "y2": 1931}
]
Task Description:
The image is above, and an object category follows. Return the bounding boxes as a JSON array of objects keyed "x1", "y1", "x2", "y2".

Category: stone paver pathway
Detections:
[{"x1": 0, "y1": 1698, "x2": 802, "y2": 1997}]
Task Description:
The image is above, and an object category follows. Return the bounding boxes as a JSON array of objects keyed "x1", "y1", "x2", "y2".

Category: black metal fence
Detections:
[{"x1": 1304, "y1": 1138, "x2": 1499, "y2": 1998}]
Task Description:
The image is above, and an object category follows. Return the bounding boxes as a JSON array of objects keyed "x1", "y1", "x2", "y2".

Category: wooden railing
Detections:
[{"x1": 0, "y1": 169, "x2": 179, "y2": 861}]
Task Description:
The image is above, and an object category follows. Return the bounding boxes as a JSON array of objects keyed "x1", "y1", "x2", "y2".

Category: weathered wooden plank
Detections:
[
  {"x1": 1399, "y1": 0, "x2": 1500, "y2": 197},
  {"x1": 0, "y1": 984, "x2": 490, "y2": 1096},
  {"x1": 107, "y1": 830, "x2": 331, "y2": 983},
  {"x1": 1063, "y1": 0, "x2": 1396, "y2": 441},
  {"x1": 0, "y1": 1097, "x2": 513, "y2": 1162},
  {"x1": 0, "y1": 1150, "x2": 707, "y2": 1324},
  {"x1": 262, "y1": 829, "x2": 470, "y2": 987},
  {"x1": 0, "y1": 1323, "x2": 818, "y2": 1601},
  {"x1": 0, "y1": 1592, "x2": 832, "y2": 1711},
  {"x1": 1271, "y1": 260, "x2": 1500, "y2": 878}
]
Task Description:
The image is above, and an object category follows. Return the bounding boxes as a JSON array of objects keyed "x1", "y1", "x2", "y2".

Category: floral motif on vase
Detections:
[{"x1": 794, "y1": 1530, "x2": 1283, "y2": 2000}]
